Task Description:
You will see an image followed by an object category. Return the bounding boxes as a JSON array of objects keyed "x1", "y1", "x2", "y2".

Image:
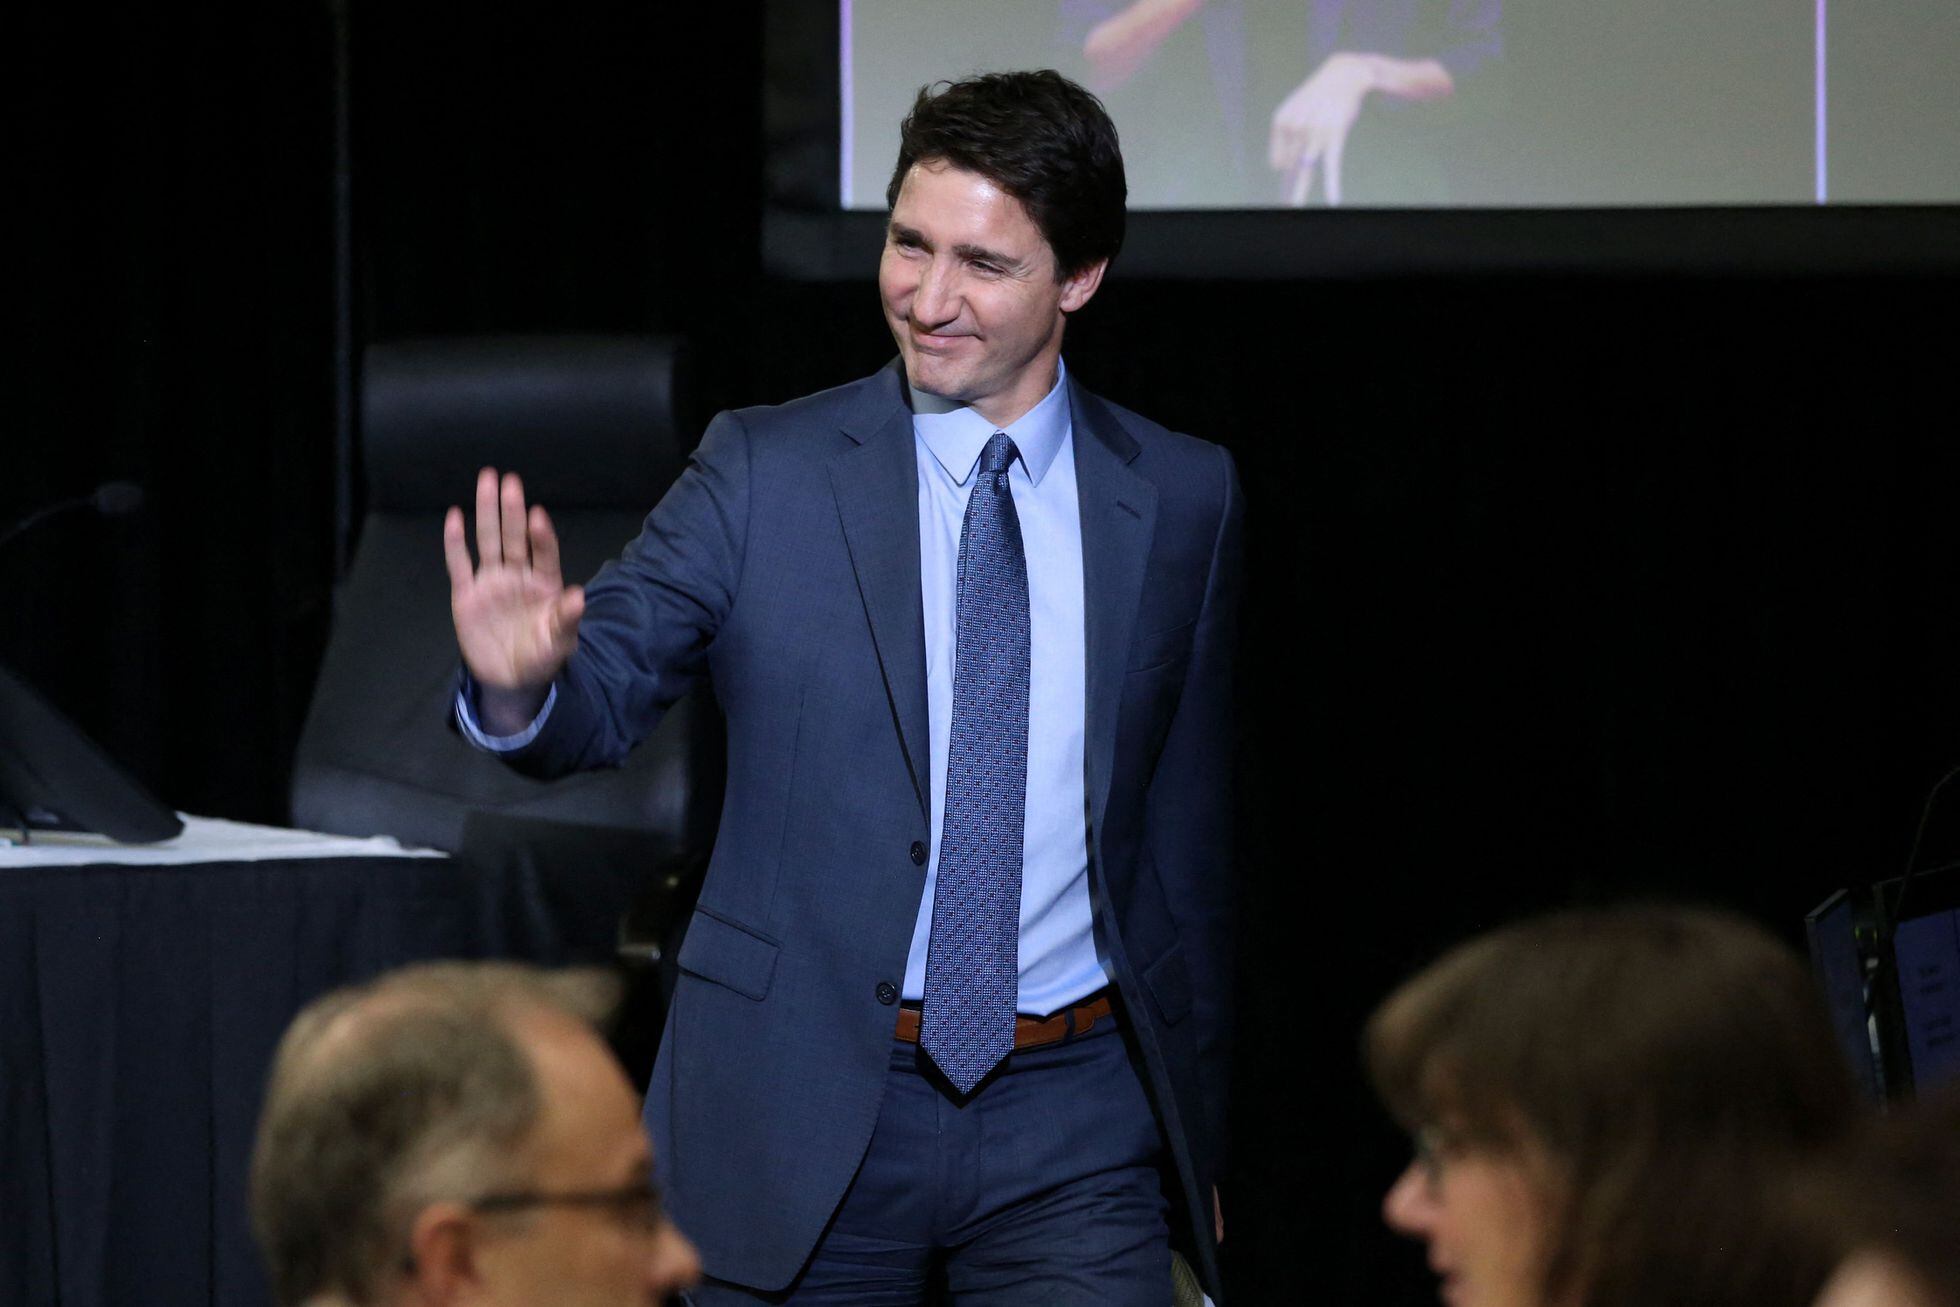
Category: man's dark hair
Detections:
[{"x1": 886, "y1": 69, "x2": 1126, "y2": 280}]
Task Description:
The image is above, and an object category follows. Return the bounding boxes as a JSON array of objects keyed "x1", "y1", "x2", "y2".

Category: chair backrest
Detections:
[
  {"x1": 360, "y1": 334, "x2": 694, "y2": 512},
  {"x1": 290, "y1": 334, "x2": 722, "y2": 853}
]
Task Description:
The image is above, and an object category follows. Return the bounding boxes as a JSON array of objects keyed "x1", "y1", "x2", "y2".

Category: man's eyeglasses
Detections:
[{"x1": 470, "y1": 1180, "x2": 668, "y2": 1233}]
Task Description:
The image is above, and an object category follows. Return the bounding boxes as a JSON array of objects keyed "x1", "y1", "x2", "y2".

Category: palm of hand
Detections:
[{"x1": 451, "y1": 563, "x2": 576, "y2": 691}]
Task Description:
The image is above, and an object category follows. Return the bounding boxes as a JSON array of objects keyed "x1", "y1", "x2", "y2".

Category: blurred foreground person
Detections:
[
  {"x1": 1808, "y1": 1084, "x2": 1960, "y2": 1307},
  {"x1": 1367, "y1": 905, "x2": 1859, "y2": 1307},
  {"x1": 251, "y1": 962, "x2": 700, "y2": 1307}
]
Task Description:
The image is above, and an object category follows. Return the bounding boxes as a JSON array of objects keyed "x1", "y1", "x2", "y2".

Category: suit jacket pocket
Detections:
[
  {"x1": 677, "y1": 906, "x2": 781, "y2": 1001},
  {"x1": 1142, "y1": 942, "x2": 1194, "y2": 1027},
  {"x1": 1127, "y1": 619, "x2": 1196, "y2": 674}
]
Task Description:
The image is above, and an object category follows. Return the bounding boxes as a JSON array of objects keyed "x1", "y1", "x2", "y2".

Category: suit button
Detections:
[
  {"x1": 876, "y1": 981, "x2": 898, "y2": 1005},
  {"x1": 909, "y1": 841, "x2": 927, "y2": 866}
]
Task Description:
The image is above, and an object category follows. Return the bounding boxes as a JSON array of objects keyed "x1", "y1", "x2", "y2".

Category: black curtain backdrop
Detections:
[
  {"x1": 17, "y1": 3, "x2": 1960, "y2": 1303},
  {"x1": 17, "y1": 1, "x2": 336, "y2": 821}
]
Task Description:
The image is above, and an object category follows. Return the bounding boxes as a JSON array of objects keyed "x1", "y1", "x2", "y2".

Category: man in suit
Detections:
[{"x1": 445, "y1": 70, "x2": 1242, "y2": 1304}]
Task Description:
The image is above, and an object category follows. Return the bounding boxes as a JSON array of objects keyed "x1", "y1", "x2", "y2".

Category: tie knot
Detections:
[{"x1": 981, "y1": 432, "x2": 1018, "y2": 478}]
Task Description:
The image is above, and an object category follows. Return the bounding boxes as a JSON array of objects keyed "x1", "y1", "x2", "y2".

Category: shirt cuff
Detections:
[{"x1": 454, "y1": 680, "x2": 557, "y2": 752}]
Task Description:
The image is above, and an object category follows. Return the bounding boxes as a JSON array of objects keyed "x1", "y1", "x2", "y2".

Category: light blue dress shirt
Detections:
[
  {"x1": 460, "y1": 363, "x2": 1109, "y2": 1016},
  {"x1": 906, "y1": 362, "x2": 1105, "y2": 1016}
]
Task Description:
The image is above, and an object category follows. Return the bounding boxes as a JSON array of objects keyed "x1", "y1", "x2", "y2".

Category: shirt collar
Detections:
[{"x1": 910, "y1": 360, "x2": 1071, "y2": 488}]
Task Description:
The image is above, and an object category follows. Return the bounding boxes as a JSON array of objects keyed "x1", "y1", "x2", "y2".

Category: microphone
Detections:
[
  {"x1": 0, "y1": 481, "x2": 147, "y2": 552},
  {"x1": 1887, "y1": 762, "x2": 1960, "y2": 940}
]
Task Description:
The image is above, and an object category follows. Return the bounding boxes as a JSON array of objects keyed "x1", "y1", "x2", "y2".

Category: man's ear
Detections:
[
  {"x1": 404, "y1": 1202, "x2": 483, "y2": 1305},
  {"x1": 1059, "y1": 258, "x2": 1108, "y2": 314}
]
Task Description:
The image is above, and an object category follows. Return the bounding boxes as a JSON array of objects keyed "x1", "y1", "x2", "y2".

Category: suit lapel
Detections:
[
  {"x1": 1072, "y1": 382, "x2": 1157, "y2": 836},
  {"x1": 828, "y1": 369, "x2": 931, "y2": 819}
]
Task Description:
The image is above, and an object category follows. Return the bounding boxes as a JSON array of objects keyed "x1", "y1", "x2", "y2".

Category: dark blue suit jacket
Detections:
[{"x1": 504, "y1": 363, "x2": 1242, "y2": 1297}]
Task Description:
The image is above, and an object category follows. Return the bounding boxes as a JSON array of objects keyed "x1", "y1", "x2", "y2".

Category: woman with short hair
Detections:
[{"x1": 1367, "y1": 905, "x2": 1860, "y2": 1307}]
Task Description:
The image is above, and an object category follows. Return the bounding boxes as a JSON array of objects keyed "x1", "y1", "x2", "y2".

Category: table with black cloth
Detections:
[{"x1": 0, "y1": 814, "x2": 667, "y2": 1307}]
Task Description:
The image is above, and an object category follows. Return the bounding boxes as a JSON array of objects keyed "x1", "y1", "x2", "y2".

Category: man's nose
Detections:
[
  {"x1": 911, "y1": 259, "x2": 959, "y2": 327},
  {"x1": 1382, "y1": 1160, "x2": 1436, "y2": 1237}
]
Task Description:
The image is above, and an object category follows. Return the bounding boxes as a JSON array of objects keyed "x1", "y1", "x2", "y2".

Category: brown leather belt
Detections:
[{"x1": 894, "y1": 991, "x2": 1115, "y2": 1052}]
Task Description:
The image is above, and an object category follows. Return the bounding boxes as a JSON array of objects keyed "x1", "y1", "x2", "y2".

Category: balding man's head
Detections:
[{"x1": 250, "y1": 961, "x2": 697, "y2": 1307}]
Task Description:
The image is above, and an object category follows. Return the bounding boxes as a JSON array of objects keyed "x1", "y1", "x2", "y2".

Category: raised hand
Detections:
[
  {"x1": 1270, "y1": 53, "x2": 1457, "y2": 206},
  {"x1": 1270, "y1": 53, "x2": 1375, "y2": 207},
  {"x1": 442, "y1": 468, "x2": 585, "y2": 732}
]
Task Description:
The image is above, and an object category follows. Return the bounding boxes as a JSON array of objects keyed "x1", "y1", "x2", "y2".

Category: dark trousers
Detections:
[{"x1": 690, "y1": 1016, "x2": 1172, "y2": 1305}]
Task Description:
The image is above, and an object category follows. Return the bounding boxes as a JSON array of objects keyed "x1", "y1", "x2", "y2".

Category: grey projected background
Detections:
[{"x1": 843, "y1": 0, "x2": 1960, "y2": 209}]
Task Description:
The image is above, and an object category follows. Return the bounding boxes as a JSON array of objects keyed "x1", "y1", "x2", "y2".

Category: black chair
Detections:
[{"x1": 290, "y1": 334, "x2": 722, "y2": 860}]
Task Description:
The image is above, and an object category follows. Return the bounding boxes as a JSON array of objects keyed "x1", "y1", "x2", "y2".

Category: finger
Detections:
[
  {"x1": 442, "y1": 506, "x2": 474, "y2": 591},
  {"x1": 1286, "y1": 128, "x2": 1314, "y2": 175},
  {"x1": 550, "y1": 585, "x2": 586, "y2": 652},
  {"x1": 1298, "y1": 122, "x2": 1325, "y2": 172},
  {"x1": 500, "y1": 471, "x2": 529, "y2": 570},
  {"x1": 1288, "y1": 159, "x2": 1314, "y2": 207},
  {"x1": 1326, "y1": 129, "x2": 1346, "y2": 207},
  {"x1": 475, "y1": 467, "x2": 502, "y2": 567},
  {"x1": 558, "y1": 585, "x2": 585, "y2": 630},
  {"x1": 1269, "y1": 122, "x2": 1292, "y2": 172},
  {"x1": 528, "y1": 504, "x2": 564, "y2": 588}
]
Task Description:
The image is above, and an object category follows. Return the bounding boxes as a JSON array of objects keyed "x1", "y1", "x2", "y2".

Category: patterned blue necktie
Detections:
[{"x1": 921, "y1": 431, "x2": 1028, "y2": 1095}]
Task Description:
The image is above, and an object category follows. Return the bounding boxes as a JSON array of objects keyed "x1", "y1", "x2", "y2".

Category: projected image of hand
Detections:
[
  {"x1": 1270, "y1": 52, "x2": 1456, "y2": 206},
  {"x1": 442, "y1": 467, "x2": 585, "y2": 733},
  {"x1": 1082, "y1": 0, "x2": 1205, "y2": 94}
]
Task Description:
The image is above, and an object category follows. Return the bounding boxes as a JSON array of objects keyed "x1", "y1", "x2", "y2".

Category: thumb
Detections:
[{"x1": 553, "y1": 586, "x2": 586, "y2": 645}]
